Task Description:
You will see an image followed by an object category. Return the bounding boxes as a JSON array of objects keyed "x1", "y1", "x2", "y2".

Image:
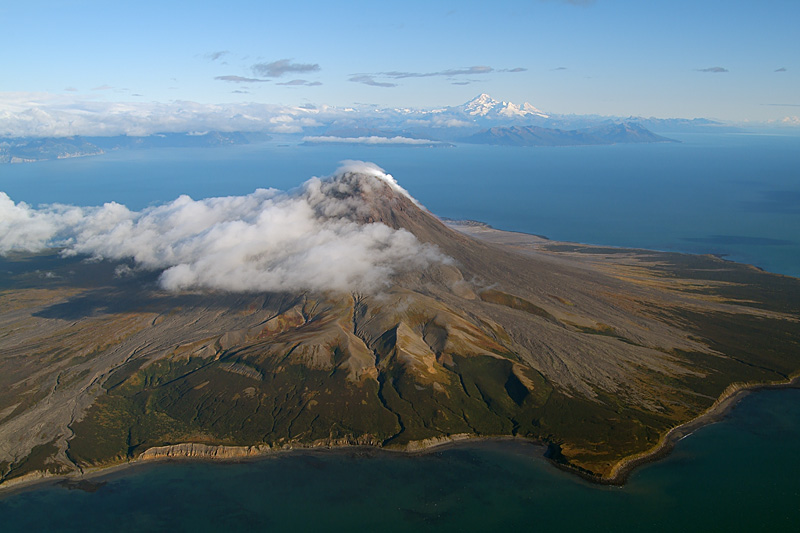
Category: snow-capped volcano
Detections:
[{"x1": 462, "y1": 93, "x2": 549, "y2": 119}]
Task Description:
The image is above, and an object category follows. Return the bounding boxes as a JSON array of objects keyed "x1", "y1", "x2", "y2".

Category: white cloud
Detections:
[
  {"x1": 0, "y1": 164, "x2": 447, "y2": 294},
  {"x1": 252, "y1": 59, "x2": 320, "y2": 78},
  {"x1": 302, "y1": 135, "x2": 441, "y2": 145},
  {"x1": 0, "y1": 194, "x2": 84, "y2": 252},
  {"x1": 0, "y1": 93, "x2": 328, "y2": 137}
]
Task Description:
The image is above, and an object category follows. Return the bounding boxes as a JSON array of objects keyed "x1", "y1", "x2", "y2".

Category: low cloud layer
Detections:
[
  {"x1": 0, "y1": 96, "x2": 331, "y2": 136},
  {"x1": 0, "y1": 162, "x2": 446, "y2": 293},
  {"x1": 302, "y1": 135, "x2": 441, "y2": 145}
]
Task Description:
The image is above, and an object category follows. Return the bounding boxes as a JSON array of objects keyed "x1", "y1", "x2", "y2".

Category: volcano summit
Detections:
[{"x1": 1, "y1": 164, "x2": 800, "y2": 486}]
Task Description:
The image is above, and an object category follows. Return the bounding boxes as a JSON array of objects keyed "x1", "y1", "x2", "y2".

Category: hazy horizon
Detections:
[{"x1": 1, "y1": 0, "x2": 799, "y2": 135}]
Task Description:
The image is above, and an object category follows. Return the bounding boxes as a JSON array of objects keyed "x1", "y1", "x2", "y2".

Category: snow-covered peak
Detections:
[
  {"x1": 464, "y1": 93, "x2": 502, "y2": 116},
  {"x1": 497, "y1": 101, "x2": 549, "y2": 118},
  {"x1": 461, "y1": 94, "x2": 549, "y2": 119}
]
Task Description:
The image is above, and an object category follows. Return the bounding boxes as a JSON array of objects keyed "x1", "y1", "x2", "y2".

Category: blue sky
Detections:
[{"x1": 1, "y1": 0, "x2": 798, "y2": 122}]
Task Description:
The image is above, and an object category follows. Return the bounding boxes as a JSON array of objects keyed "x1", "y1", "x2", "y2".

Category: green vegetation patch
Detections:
[
  {"x1": 529, "y1": 388, "x2": 673, "y2": 470},
  {"x1": 4, "y1": 439, "x2": 65, "y2": 481},
  {"x1": 69, "y1": 354, "x2": 404, "y2": 465},
  {"x1": 663, "y1": 308, "x2": 800, "y2": 380},
  {"x1": 381, "y1": 354, "x2": 553, "y2": 445}
]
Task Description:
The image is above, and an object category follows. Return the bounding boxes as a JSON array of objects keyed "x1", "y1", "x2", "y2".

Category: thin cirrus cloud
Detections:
[
  {"x1": 350, "y1": 65, "x2": 525, "y2": 87},
  {"x1": 207, "y1": 50, "x2": 230, "y2": 61},
  {"x1": 349, "y1": 75, "x2": 397, "y2": 88},
  {"x1": 252, "y1": 59, "x2": 320, "y2": 78},
  {"x1": 380, "y1": 66, "x2": 525, "y2": 78},
  {"x1": 697, "y1": 66, "x2": 728, "y2": 73},
  {"x1": 215, "y1": 75, "x2": 268, "y2": 83},
  {"x1": 215, "y1": 59, "x2": 321, "y2": 85},
  {"x1": 276, "y1": 79, "x2": 323, "y2": 86},
  {"x1": 775, "y1": 67, "x2": 787, "y2": 72},
  {"x1": 0, "y1": 162, "x2": 447, "y2": 294}
]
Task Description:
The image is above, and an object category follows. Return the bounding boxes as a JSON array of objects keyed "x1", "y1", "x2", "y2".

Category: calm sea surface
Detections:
[
  {"x1": 3, "y1": 132, "x2": 800, "y2": 275},
  {"x1": 1, "y1": 133, "x2": 799, "y2": 530}
]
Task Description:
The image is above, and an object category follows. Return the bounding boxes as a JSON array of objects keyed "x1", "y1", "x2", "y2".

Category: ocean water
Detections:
[
  {"x1": 2, "y1": 389, "x2": 799, "y2": 532},
  {"x1": 2, "y1": 132, "x2": 799, "y2": 276},
  {"x1": 1, "y1": 133, "x2": 799, "y2": 529}
]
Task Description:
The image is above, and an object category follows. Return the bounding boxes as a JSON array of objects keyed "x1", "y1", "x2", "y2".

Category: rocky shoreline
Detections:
[
  {"x1": 0, "y1": 433, "x2": 480, "y2": 495},
  {"x1": 2, "y1": 377, "x2": 798, "y2": 496}
]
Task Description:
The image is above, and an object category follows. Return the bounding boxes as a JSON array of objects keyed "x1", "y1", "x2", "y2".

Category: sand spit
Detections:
[{"x1": 599, "y1": 375, "x2": 800, "y2": 485}]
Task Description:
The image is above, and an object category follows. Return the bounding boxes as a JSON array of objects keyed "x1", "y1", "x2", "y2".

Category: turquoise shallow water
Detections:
[{"x1": 1, "y1": 133, "x2": 799, "y2": 529}]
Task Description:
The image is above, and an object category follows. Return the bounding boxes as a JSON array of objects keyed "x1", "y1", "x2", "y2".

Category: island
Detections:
[
  {"x1": 1, "y1": 168, "x2": 799, "y2": 490},
  {"x1": 461, "y1": 122, "x2": 677, "y2": 146}
]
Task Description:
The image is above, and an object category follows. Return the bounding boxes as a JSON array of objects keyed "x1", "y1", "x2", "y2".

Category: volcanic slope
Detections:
[{"x1": 1, "y1": 168, "x2": 800, "y2": 485}]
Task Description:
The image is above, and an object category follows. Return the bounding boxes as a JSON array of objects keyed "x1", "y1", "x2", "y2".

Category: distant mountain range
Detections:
[
  {"x1": 1, "y1": 94, "x2": 728, "y2": 162},
  {"x1": 461, "y1": 122, "x2": 678, "y2": 147},
  {"x1": 460, "y1": 93, "x2": 549, "y2": 120}
]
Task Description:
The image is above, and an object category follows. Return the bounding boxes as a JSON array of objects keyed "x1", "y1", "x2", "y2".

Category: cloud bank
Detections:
[
  {"x1": 0, "y1": 162, "x2": 446, "y2": 293},
  {"x1": 0, "y1": 95, "x2": 331, "y2": 136},
  {"x1": 302, "y1": 135, "x2": 441, "y2": 145}
]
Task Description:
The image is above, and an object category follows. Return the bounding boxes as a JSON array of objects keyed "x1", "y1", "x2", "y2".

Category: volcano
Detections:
[{"x1": 2, "y1": 165, "x2": 800, "y2": 486}]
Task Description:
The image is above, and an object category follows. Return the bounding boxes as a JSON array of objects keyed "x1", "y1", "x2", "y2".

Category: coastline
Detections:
[
  {"x1": 0, "y1": 433, "x2": 531, "y2": 497},
  {"x1": 600, "y1": 374, "x2": 800, "y2": 485},
  {"x1": 2, "y1": 377, "x2": 798, "y2": 497}
]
